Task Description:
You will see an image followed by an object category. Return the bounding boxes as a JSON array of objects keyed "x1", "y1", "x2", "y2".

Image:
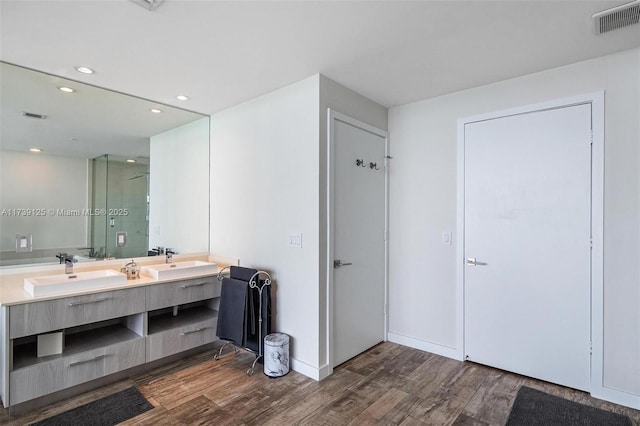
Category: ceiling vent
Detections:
[
  {"x1": 129, "y1": 0, "x2": 165, "y2": 11},
  {"x1": 593, "y1": 0, "x2": 640, "y2": 34},
  {"x1": 21, "y1": 111, "x2": 47, "y2": 119}
]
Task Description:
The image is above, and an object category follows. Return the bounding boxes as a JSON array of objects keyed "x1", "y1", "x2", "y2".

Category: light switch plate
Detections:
[
  {"x1": 116, "y1": 231, "x2": 127, "y2": 247},
  {"x1": 288, "y1": 233, "x2": 302, "y2": 248},
  {"x1": 15, "y1": 234, "x2": 32, "y2": 252},
  {"x1": 442, "y1": 231, "x2": 452, "y2": 245}
]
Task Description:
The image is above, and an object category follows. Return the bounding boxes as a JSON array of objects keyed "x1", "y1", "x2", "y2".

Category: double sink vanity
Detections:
[{"x1": 0, "y1": 255, "x2": 224, "y2": 409}]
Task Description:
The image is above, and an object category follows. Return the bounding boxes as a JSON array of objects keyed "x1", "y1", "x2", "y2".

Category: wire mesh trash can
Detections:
[{"x1": 264, "y1": 333, "x2": 290, "y2": 377}]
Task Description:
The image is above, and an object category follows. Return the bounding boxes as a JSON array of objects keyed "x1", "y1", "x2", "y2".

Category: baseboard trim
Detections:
[
  {"x1": 290, "y1": 357, "x2": 330, "y2": 381},
  {"x1": 591, "y1": 385, "x2": 640, "y2": 410},
  {"x1": 388, "y1": 332, "x2": 462, "y2": 361}
]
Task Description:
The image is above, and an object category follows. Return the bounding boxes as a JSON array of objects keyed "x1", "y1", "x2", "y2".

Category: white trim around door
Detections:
[
  {"x1": 455, "y1": 92, "x2": 638, "y2": 408},
  {"x1": 326, "y1": 108, "x2": 390, "y2": 377}
]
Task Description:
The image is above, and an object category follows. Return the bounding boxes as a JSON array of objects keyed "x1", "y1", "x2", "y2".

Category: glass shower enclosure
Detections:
[{"x1": 91, "y1": 154, "x2": 149, "y2": 259}]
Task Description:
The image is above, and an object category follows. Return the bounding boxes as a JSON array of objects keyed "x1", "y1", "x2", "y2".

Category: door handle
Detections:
[
  {"x1": 333, "y1": 260, "x2": 353, "y2": 268},
  {"x1": 466, "y1": 257, "x2": 487, "y2": 266}
]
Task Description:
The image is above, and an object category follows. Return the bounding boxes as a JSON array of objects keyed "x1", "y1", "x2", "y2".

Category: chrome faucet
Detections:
[
  {"x1": 65, "y1": 257, "x2": 76, "y2": 274},
  {"x1": 166, "y1": 248, "x2": 177, "y2": 264},
  {"x1": 76, "y1": 247, "x2": 96, "y2": 257}
]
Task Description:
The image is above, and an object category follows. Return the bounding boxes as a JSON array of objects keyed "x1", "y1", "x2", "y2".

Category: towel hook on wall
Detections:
[
  {"x1": 356, "y1": 158, "x2": 366, "y2": 167},
  {"x1": 369, "y1": 162, "x2": 379, "y2": 170}
]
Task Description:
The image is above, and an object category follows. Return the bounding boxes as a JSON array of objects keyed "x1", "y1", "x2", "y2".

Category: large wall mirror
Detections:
[{"x1": 0, "y1": 62, "x2": 210, "y2": 267}]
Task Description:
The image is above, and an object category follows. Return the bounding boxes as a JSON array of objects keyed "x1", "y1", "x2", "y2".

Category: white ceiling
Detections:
[{"x1": 1, "y1": 0, "x2": 639, "y2": 118}]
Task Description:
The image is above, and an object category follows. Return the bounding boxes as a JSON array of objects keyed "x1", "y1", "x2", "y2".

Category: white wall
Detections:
[
  {"x1": 210, "y1": 74, "x2": 388, "y2": 378},
  {"x1": 150, "y1": 117, "x2": 210, "y2": 253},
  {"x1": 388, "y1": 48, "x2": 640, "y2": 400},
  {"x1": 0, "y1": 151, "x2": 89, "y2": 251},
  {"x1": 210, "y1": 76, "x2": 322, "y2": 375}
]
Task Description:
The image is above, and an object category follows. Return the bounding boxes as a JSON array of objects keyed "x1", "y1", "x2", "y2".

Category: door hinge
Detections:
[
  {"x1": 590, "y1": 341, "x2": 593, "y2": 355},
  {"x1": 590, "y1": 130, "x2": 593, "y2": 145}
]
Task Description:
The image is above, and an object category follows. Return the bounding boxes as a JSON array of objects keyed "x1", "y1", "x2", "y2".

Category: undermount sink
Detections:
[
  {"x1": 141, "y1": 260, "x2": 217, "y2": 280},
  {"x1": 24, "y1": 270, "x2": 127, "y2": 297}
]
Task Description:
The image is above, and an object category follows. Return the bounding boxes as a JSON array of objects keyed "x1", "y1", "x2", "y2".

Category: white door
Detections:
[
  {"x1": 331, "y1": 112, "x2": 387, "y2": 367},
  {"x1": 464, "y1": 104, "x2": 592, "y2": 391}
]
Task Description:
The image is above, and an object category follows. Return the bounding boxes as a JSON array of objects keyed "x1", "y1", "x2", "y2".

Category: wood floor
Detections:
[{"x1": 2, "y1": 341, "x2": 639, "y2": 425}]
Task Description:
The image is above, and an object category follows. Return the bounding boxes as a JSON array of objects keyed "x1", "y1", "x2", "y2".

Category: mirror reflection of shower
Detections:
[
  {"x1": 128, "y1": 170, "x2": 151, "y2": 225},
  {"x1": 91, "y1": 154, "x2": 150, "y2": 259}
]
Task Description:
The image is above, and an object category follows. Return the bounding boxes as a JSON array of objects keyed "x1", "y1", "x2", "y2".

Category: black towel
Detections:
[
  {"x1": 230, "y1": 266, "x2": 258, "y2": 282},
  {"x1": 244, "y1": 281, "x2": 271, "y2": 353},
  {"x1": 216, "y1": 278, "x2": 248, "y2": 346}
]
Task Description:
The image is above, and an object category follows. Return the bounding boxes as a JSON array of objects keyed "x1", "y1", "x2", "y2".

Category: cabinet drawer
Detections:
[
  {"x1": 9, "y1": 288, "x2": 146, "y2": 338},
  {"x1": 146, "y1": 277, "x2": 220, "y2": 311},
  {"x1": 9, "y1": 337, "x2": 145, "y2": 405},
  {"x1": 146, "y1": 318, "x2": 217, "y2": 362}
]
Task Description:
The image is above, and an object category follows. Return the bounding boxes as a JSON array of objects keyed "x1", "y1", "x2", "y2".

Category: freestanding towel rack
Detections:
[{"x1": 214, "y1": 267, "x2": 272, "y2": 376}]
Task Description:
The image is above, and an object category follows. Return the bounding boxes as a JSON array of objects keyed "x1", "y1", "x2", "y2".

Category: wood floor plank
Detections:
[
  {"x1": 451, "y1": 413, "x2": 491, "y2": 426},
  {"x1": 347, "y1": 388, "x2": 410, "y2": 425},
  {"x1": 298, "y1": 389, "x2": 372, "y2": 425},
  {"x1": 137, "y1": 373, "x2": 196, "y2": 411},
  {"x1": 341, "y1": 342, "x2": 405, "y2": 376},
  {"x1": 381, "y1": 345, "x2": 434, "y2": 378},
  {"x1": 246, "y1": 389, "x2": 335, "y2": 426},
  {"x1": 461, "y1": 366, "x2": 524, "y2": 425},
  {"x1": 409, "y1": 362, "x2": 490, "y2": 425},
  {"x1": 402, "y1": 355, "x2": 464, "y2": 399},
  {"x1": 164, "y1": 395, "x2": 228, "y2": 426},
  {"x1": 377, "y1": 394, "x2": 425, "y2": 425},
  {"x1": 3, "y1": 341, "x2": 639, "y2": 425},
  {"x1": 399, "y1": 415, "x2": 429, "y2": 425}
]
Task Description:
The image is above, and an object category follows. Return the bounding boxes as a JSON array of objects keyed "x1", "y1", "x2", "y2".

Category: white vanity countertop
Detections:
[{"x1": 0, "y1": 253, "x2": 231, "y2": 306}]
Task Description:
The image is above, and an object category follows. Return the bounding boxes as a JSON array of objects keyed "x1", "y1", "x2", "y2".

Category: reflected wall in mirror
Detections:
[{"x1": 0, "y1": 62, "x2": 211, "y2": 267}]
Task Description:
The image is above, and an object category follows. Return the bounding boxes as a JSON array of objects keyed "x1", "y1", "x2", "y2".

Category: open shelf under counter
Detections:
[
  {"x1": 146, "y1": 304, "x2": 218, "y2": 362},
  {"x1": 12, "y1": 321, "x2": 143, "y2": 371},
  {"x1": 148, "y1": 305, "x2": 218, "y2": 335}
]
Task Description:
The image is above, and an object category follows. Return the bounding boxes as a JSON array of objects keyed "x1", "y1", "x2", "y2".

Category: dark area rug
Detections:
[
  {"x1": 506, "y1": 386, "x2": 633, "y2": 426},
  {"x1": 29, "y1": 386, "x2": 153, "y2": 426}
]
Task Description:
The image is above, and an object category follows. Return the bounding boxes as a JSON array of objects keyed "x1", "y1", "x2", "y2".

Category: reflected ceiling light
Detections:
[
  {"x1": 29, "y1": 148, "x2": 43, "y2": 153},
  {"x1": 58, "y1": 86, "x2": 75, "y2": 93},
  {"x1": 126, "y1": 159, "x2": 136, "y2": 163},
  {"x1": 22, "y1": 111, "x2": 46, "y2": 119},
  {"x1": 75, "y1": 66, "x2": 94, "y2": 74},
  {"x1": 176, "y1": 95, "x2": 189, "y2": 101},
  {"x1": 150, "y1": 108, "x2": 162, "y2": 114}
]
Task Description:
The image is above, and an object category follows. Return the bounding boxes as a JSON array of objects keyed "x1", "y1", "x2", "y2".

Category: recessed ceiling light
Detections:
[
  {"x1": 58, "y1": 86, "x2": 75, "y2": 93},
  {"x1": 150, "y1": 108, "x2": 162, "y2": 114},
  {"x1": 176, "y1": 95, "x2": 189, "y2": 101},
  {"x1": 126, "y1": 159, "x2": 136, "y2": 163},
  {"x1": 75, "y1": 66, "x2": 94, "y2": 74},
  {"x1": 29, "y1": 148, "x2": 43, "y2": 153}
]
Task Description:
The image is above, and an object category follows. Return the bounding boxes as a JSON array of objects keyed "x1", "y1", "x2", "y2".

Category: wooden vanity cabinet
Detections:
[
  {"x1": 145, "y1": 276, "x2": 220, "y2": 361},
  {"x1": 0, "y1": 274, "x2": 221, "y2": 408}
]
